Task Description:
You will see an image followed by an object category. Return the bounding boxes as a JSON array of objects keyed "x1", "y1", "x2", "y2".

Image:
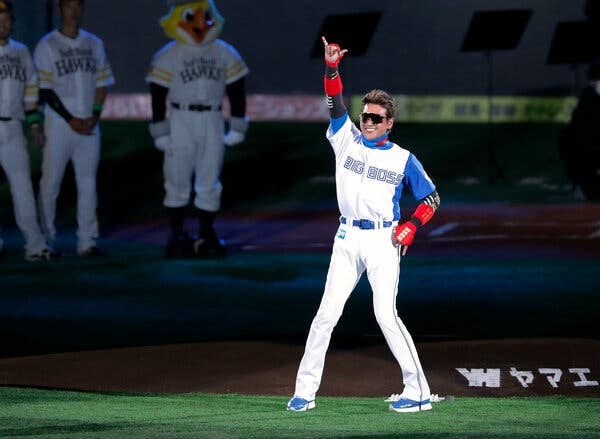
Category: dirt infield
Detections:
[{"x1": 1, "y1": 338, "x2": 598, "y2": 398}]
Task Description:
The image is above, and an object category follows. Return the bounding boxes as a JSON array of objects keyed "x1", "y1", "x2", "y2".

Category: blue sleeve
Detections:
[
  {"x1": 330, "y1": 112, "x2": 349, "y2": 135},
  {"x1": 403, "y1": 154, "x2": 436, "y2": 200}
]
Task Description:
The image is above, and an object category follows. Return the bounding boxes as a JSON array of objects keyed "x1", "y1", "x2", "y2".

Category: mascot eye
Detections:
[
  {"x1": 205, "y1": 11, "x2": 214, "y2": 25},
  {"x1": 181, "y1": 7, "x2": 195, "y2": 22}
]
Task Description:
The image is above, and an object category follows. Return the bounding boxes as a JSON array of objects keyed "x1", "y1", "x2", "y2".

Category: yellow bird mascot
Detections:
[{"x1": 146, "y1": 0, "x2": 249, "y2": 258}]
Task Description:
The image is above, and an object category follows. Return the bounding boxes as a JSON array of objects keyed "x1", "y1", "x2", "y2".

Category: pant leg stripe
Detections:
[{"x1": 390, "y1": 246, "x2": 426, "y2": 402}]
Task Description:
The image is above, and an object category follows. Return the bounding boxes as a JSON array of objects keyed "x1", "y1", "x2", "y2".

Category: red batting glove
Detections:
[{"x1": 394, "y1": 221, "x2": 417, "y2": 252}]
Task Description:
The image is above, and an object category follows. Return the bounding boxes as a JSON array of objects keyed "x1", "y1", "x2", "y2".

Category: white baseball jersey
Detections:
[
  {"x1": 146, "y1": 39, "x2": 248, "y2": 105},
  {"x1": 327, "y1": 115, "x2": 436, "y2": 222},
  {"x1": 33, "y1": 29, "x2": 114, "y2": 254},
  {"x1": 34, "y1": 29, "x2": 114, "y2": 118},
  {"x1": 0, "y1": 39, "x2": 38, "y2": 119},
  {"x1": 0, "y1": 39, "x2": 48, "y2": 257}
]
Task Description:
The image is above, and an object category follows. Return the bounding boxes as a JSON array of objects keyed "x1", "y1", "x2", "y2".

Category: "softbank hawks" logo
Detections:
[
  {"x1": 180, "y1": 57, "x2": 223, "y2": 84},
  {"x1": 457, "y1": 367, "x2": 598, "y2": 389},
  {"x1": 55, "y1": 48, "x2": 96, "y2": 77}
]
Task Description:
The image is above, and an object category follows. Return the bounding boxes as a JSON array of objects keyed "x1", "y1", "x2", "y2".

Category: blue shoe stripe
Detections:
[
  {"x1": 391, "y1": 397, "x2": 430, "y2": 409},
  {"x1": 287, "y1": 397, "x2": 314, "y2": 411}
]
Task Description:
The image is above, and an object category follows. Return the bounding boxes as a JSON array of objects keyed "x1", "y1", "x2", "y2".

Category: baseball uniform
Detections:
[
  {"x1": 34, "y1": 28, "x2": 114, "y2": 254},
  {"x1": 0, "y1": 38, "x2": 52, "y2": 259},
  {"x1": 293, "y1": 115, "x2": 435, "y2": 401},
  {"x1": 289, "y1": 44, "x2": 440, "y2": 412},
  {"x1": 147, "y1": 39, "x2": 248, "y2": 212},
  {"x1": 147, "y1": 37, "x2": 248, "y2": 257}
]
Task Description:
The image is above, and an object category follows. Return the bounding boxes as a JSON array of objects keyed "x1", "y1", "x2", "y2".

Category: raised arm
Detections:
[{"x1": 322, "y1": 36, "x2": 348, "y2": 120}]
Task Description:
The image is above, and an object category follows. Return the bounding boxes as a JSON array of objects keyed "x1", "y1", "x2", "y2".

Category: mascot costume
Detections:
[{"x1": 147, "y1": 0, "x2": 249, "y2": 258}]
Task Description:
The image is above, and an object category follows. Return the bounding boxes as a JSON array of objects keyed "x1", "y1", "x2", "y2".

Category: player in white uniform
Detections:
[
  {"x1": 0, "y1": 0, "x2": 57, "y2": 261},
  {"x1": 147, "y1": 0, "x2": 249, "y2": 258},
  {"x1": 34, "y1": 0, "x2": 114, "y2": 256},
  {"x1": 287, "y1": 38, "x2": 441, "y2": 413}
]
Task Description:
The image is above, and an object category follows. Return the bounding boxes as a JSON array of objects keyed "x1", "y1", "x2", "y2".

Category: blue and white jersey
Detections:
[{"x1": 326, "y1": 114, "x2": 436, "y2": 222}]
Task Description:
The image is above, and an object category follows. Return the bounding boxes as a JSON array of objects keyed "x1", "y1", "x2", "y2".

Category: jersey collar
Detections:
[
  {"x1": 56, "y1": 28, "x2": 81, "y2": 42},
  {"x1": 361, "y1": 131, "x2": 393, "y2": 150}
]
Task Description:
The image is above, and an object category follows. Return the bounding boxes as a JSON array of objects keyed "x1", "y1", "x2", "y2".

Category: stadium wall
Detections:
[{"x1": 12, "y1": 0, "x2": 592, "y2": 96}]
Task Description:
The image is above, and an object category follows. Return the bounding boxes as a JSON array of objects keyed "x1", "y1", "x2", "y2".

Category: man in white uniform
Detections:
[
  {"x1": 147, "y1": 0, "x2": 249, "y2": 258},
  {"x1": 287, "y1": 38, "x2": 441, "y2": 413},
  {"x1": 34, "y1": 0, "x2": 114, "y2": 256},
  {"x1": 0, "y1": 0, "x2": 57, "y2": 261}
]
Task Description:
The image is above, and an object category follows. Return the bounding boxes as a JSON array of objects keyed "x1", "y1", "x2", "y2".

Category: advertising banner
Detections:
[{"x1": 101, "y1": 94, "x2": 576, "y2": 123}]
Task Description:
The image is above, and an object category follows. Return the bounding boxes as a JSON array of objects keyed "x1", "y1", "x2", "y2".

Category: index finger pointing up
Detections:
[{"x1": 321, "y1": 36, "x2": 328, "y2": 46}]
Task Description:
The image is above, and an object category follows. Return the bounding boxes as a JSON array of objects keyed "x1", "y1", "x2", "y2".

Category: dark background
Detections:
[
  {"x1": 10, "y1": 0, "x2": 594, "y2": 95},
  {"x1": 1, "y1": 1, "x2": 598, "y2": 363}
]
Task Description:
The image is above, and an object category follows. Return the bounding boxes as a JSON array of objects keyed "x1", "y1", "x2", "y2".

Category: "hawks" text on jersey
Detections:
[
  {"x1": 179, "y1": 64, "x2": 223, "y2": 83},
  {"x1": 0, "y1": 60, "x2": 26, "y2": 81},
  {"x1": 55, "y1": 56, "x2": 97, "y2": 76}
]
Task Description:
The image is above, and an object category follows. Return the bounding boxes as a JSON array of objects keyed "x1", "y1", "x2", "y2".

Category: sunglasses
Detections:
[{"x1": 360, "y1": 112, "x2": 387, "y2": 124}]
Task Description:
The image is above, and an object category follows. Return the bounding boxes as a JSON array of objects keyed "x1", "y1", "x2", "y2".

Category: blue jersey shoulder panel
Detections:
[
  {"x1": 403, "y1": 153, "x2": 436, "y2": 200},
  {"x1": 330, "y1": 113, "x2": 348, "y2": 134}
]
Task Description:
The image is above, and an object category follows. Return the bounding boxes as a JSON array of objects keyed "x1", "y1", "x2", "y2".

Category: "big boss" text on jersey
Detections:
[{"x1": 343, "y1": 155, "x2": 403, "y2": 185}]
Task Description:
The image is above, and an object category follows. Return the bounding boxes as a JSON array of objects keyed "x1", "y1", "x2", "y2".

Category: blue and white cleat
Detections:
[
  {"x1": 287, "y1": 396, "x2": 315, "y2": 412},
  {"x1": 389, "y1": 397, "x2": 432, "y2": 413}
]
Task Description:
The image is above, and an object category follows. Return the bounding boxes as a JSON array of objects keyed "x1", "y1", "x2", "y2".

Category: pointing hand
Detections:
[{"x1": 322, "y1": 36, "x2": 348, "y2": 67}]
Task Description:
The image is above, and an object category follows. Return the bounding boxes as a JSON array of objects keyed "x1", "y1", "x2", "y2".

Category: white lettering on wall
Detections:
[
  {"x1": 456, "y1": 368, "x2": 501, "y2": 387},
  {"x1": 538, "y1": 368, "x2": 563, "y2": 388},
  {"x1": 510, "y1": 368, "x2": 534, "y2": 387}
]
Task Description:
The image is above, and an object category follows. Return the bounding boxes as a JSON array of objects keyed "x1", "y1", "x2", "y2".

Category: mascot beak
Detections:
[
  {"x1": 178, "y1": 8, "x2": 214, "y2": 44},
  {"x1": 160, "y1": 1, "x2": 224, "y2": 45}
]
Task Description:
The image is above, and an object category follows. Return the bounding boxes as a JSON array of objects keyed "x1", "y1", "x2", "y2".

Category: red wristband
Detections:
[
  {"x1": 324, "y1": 75, "x2": 343, "y2": 96},
  {"x1": 411, "y1": 203, "x2": 435, "y2": 227}
]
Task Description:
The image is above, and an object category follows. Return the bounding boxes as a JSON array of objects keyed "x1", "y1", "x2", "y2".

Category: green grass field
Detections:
[{"x1": 1, "y1": 388, "x2": 599, "y2": 438}]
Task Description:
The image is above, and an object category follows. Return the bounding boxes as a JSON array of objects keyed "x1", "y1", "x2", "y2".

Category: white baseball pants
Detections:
[
  {"x1": 294, "y1": 223, "x2": 431, "y2": 402},
  {"x1": 0, "y1": 120, "x2": 48, "y2": 256},
  {"x1": 38, "y1": 110, "x2": 100, "y2": 252},
  {"x1": 163, "y1": 109, "x2": 224, "y2": 212}
]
